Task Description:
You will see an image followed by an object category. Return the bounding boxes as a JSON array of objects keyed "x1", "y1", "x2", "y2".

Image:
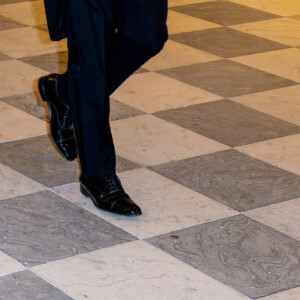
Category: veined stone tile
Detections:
[
  {"x1": 0, "y1": 250, "x2": 25, "y2": 277},
  {"x1": 168, "y1": 0, "x2": 215, "y2": 7},
  {"x1": 53, "y1": 168, "x2": 238, "y2": 239},
  {"x1": 0, "y1": 52, "x2": 11, "y2": 60},
  {"x1": 0, "y1": 1, "x2": 47, "y2": 26},
  {"x1": 167, "y1": 10, "x2": 220, "y2": 35},
  {"x1": 111, "y1": 72, "x2": 221, "y2": 113},
  {"x1": 262, "y1": 287, "x2": 300, "y2": 299},
  {"x1": 230, "y1": 85, "x2": 300, "y2": 126},
  {"x1": 147, "y1": 214, "x2": 300, "y2": 299},
  {"x1": 0, "y1": 14, "x2": 24, "y2": 30},
  {"x1": 230, "y1": 0, "x2": 300, "y2": 17},
  {"x1": 0, "y1": 27, "x2": 67, "y2": 58},
  {"x1": 111, "y1": 114, "x2": 229, "y2": 166},
  {"x1": 159, "y1": 60, "x2": 297, "y2": 98},
  {"x1": 0, "y1": 190, "x2": 135, "y2": 267},
  {"x1": 32, "y1": 240, "x2": 249, "y2": 300},
  {"x1": 171, "y1": 0, "x2": 279, "y2": 26},
  {"x1": 231, "y1": 18, "x2": 300, "y2": 48},
  {"x1": 0, "y1": 270, "x2": 73, "y2": 300},
  {"x1": 0, "y1": 0, "x2": 38, "y2": 5},
  {"x1": 0, "y1": 101, "x2": 46, "y2": 142},
  {"x1": 247, "y1": 198, "x2": 300, "y2": 240},
  {"x1": 237, "y1": 134, "x2": 300, "y2": 176},
  {"x1": 0, "y1": 162, "x2": 45, "y2": 200},
  {"x1": 0, "y1": 60, "x2": 47, "y2": 98},
  {"x1": 109, "y1": 98, "x2": 145, "y2": 121},
  {"x1": 143, "y1": 39, "x2": 220, "y2": 71},
  {"x1": 232, "y1": 48, "x2": 300, "y2": 83},
  {"x1": 149, "y1": 149, "x2": 300, "y2": 211}
]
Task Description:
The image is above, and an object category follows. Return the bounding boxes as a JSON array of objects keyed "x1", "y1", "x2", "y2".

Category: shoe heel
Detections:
[{"x1": 80, "y1": 184, "x2": 90, "y2": 198}]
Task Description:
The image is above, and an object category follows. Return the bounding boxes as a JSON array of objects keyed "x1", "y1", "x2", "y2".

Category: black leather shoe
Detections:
[
  {"x1": 80, "y1": 173, "x2": 142, "y2": 216},
  {"x1": 38, "y1": 74, "x2": 77, "y2": 161}
]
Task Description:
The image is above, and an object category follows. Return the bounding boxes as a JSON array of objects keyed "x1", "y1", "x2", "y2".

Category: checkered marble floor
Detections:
[{"x1": 1, "y1": 0, "x2": 300, "y2": 299}]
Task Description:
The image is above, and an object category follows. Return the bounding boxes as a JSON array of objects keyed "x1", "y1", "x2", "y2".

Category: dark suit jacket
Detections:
[{"x1": 44, "y1": 0, "x2": 67, "y2": 41}]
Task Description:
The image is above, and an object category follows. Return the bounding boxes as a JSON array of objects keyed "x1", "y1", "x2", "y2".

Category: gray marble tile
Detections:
[
  {"x1": 153, "y1": 100, "x2": 300, "y2": 147},
  {"x1": 116, "y1": 155, "x2": 141, "y2": 173},
  {"x1": 0, "y1": 135, "x2": 79, "y2": 187},
  {"x1": 1, "y1": 92, "x2": 46, "y2": 120},
  {"x1": 149, "y1": 149, "x2": 300, "y2": 211},
  {"x1": 0, "y1": 270, "x2": 72, "y2": 300},
  {"x1": 0, "y1": 190, "x2": 136, "y2": 267},
  {"x1": 19, "y1": 51, "x2": 68, "y2": 73},
  {"x1": 147, "y1": 214, "x2": 300, "y2": 299},
  {"x1": 134, "y1": 67, "x2": 149, "y2": 74},
  {"x1": 0, "y1": 0, "x2": 36, "y2": 4},
  {"x1": 158, "y1": 60, "x2": 297, "y2": 98},
  {"x1": 170, "y1": 27, "x2": 289, "y2": 58},
  {"x1": 110, "y1": 98, "x2": 145, "y2": 121},
  {"x1": 0, "y1": 52, "x2": 11, "y2": 61},
  {"x1": 171, "y1": 0, "x2": 279, "y2": 26},
  {"x1": 0, "y1": 15, "x2": 24, "y2": 30}
]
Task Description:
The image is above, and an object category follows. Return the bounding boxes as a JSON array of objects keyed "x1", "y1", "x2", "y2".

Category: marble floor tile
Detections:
[
  {"x1": 0, "y1": 59, "x2": 47, "y2": 98},
  {"x1": 111, "y1": 114, "x2": 229, "y2": 166},
  {"x1": 149, "y1": 149, "x2": 300, "y2": 211},
  {"x1": 171, "y1": 0, "x2": 279, "y2": 26},
  {"x1": 143, "y1": 39, "x2": 220, "y2": 71},
  {"x1": 0, "y1": 101, "x2": 46, "y2": 142},
  {"x1": 262, "y1": 287, "x2": 300, "y2": 299},
  {"x1": 0, "y1": 250, "x2": 25, "y2": 277},
  {"x1": 0, "y1": 0, "x2": 37, "y2": 3},
  {"x1": 32, "y1": 240, "x2": 249, "y2": 300},
  {"x1": 109, "y1": 98, "x2": 145, "y2": 121},
  {"x1": 232, "y1": 48, "x2": 300, "y2": 83},
  {"x1": 0, "y1": 27, "x2": 67, "y2": 58},
  {"x1": 0, "y1": 135, "x2": 79, "y2": 187},
  {"x1": 170, "y1": 27, "x2": 288, "y2": 58},
  {"x1": 20, "y1": 51, "x2": 68, "y2": 74},
  {"x1": 230, "y1": 85, "x2": 300, "y2": 126},
  {"x1": 167, "y1": 10, "x2": 220, "y2": 35},
  {"x1": 0, "y1": 14, "x2": 24, "y2": 30},
  {"x1": 115, "y1": 155, "x2": 141, "y2": 173},
  {"x1": 230, "y1": 0, "x2": 300, "y2": 17},
  {"x1": 1, "y1": 92, "x2": 47, "y2": 121},
  {"x1": 247, "y1": 198, "x2": 300, "y2": 241},
  {"x1": 159, "y1": 60, "x2": 297, "y2": 98},
  {"x1": 168, "y1": 0, "x2": 215, "y2": 7},
  {"x1": 147, "y1": 214, "x2": 300, "y2": 299},
  {"x1": 0, "y1": 270, "x2": 72, "y2": 300},
  {"x1": 153, "y1": 100, "x2": 300, "y2": 147},
  {"x1": 0, "y1": 162, "x2": 45, "y2": 200},
  {"x1": 111, "y1": 72, "x2": 221, "y2": 113},
  {"x1": 0, "y1": 52, "x2": 11, "y2": 60},
  {"x1": 0, "y1": 0, "x2": 47, "y2": 26},
  {"x1": 53, "y1": 168, "x2": 238, "y2": 239},
  {"x1": 231, "y1": 18, "x2": 300, "y2": 48},
  {"x1": 0, "y1": 190, "x2": 135, "y2": 267},
  {"x1": 237, "y1": 134, "x2": 300, "y2": 176}
]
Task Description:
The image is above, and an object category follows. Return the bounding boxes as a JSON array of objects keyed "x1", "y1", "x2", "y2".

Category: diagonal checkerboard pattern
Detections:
[{"x1": 0, "y1": 0, "x2": 300, "y2": 299}]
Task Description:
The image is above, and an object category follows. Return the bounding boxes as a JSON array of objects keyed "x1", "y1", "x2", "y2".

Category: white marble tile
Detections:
[
  {"x1": 167, "y1": 10, "x2": 220, "y2": 34},
  {"x1": 263, "y1": 287, "x2": 300, "y2": 299},
  {"x1": 230, "y1": 0, "x2": 300, "y2": 17},
  {"x1": 53, "y1": 168, "x2": 237, "y2": 238},
  {"x1": 0, "y1": 27, "x2": 67, "y2": 58},
  {"x1": 143, "y1": 40, "x2": 220, "y2": 71},
  {"x1": 230, "y1": 85, "x2": 300, "y2": 126},
  {"x1": 247, "y1": 198, "x2": 300, "y2": 240},
  {"x1": 111, "y1": 72, "x2": 221, "y2": 113},
  {"x1": 0, "y1": 250, "x2": 25, "y2": 277},
  {"x1": 0, "y1": 101, "x2": 46, "y2": 142},
  {"x1": 0, "y1": 60, "x2": 47, "y2": 98},
  {"x1": 111, "y1": 114, "x2": 229, "y2": 165},
  {"x1": 32, "y1": 240, "x2": 249, "y2": 300},
  {"x1": 237, "y1": 134, "x2": 300, "y2": 176},
  {"x1": 0, "y1": 163, "x2": 46, "y2": 200},
  {"x1": 169, "y1": 0, "x2": 215, "y2": 7},
  {"x1": 0, "y1": 0, "x2": 47, "y2": 26},
  {"x1": 231, "y1": 48, "x2": 300, "y2": 83},
  {"x1": 231, "y1": 18, "x2": 300, "y2": 47}
]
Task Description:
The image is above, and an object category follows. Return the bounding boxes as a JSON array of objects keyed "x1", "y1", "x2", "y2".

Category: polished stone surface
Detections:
[
  {"x1": 147, "y1": 214, "x2": 300, "y2": 298},
  {"x1": 150, "y1": 149, "x2": 300, "y2": 211}
]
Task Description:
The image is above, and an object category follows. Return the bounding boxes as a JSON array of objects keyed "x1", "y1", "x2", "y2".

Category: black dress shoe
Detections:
[
  {"x1": 80, "y1": 173, "x2": 142, "y2": 216},
  {"x1": 38, "y1": 74, "x2": 77, "y2": 161}
]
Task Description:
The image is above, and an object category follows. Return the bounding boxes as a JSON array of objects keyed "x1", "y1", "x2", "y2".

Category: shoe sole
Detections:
[
  {"x1": 38, "y1": 77, "x2": 76, "y2": 161},
  {"x1": 80, "y1": 184, "x2": 142, "y2": 217}
]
